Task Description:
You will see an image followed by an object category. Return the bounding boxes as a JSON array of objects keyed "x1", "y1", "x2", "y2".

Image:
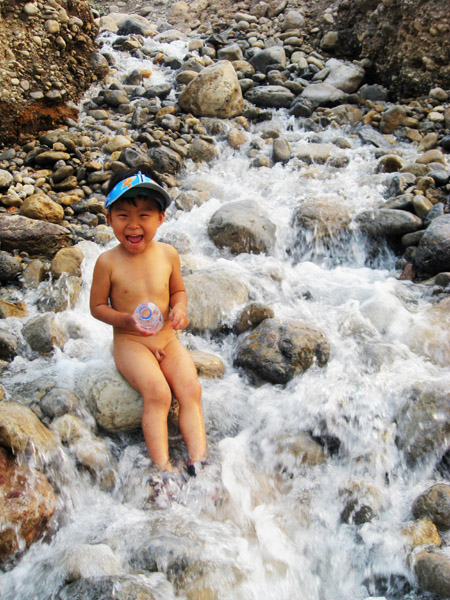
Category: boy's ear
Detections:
[
  {"x1": 158, "y1": 211, "x2": 165, "y2": 225},
  {"x1": 106, "y1": 211, "x2": 112, "y2": 225}
]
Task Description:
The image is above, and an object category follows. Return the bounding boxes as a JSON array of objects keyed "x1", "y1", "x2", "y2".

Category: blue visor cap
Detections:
[{"x1": 104, "y1": 172, "x2": 171, "y2": 211}]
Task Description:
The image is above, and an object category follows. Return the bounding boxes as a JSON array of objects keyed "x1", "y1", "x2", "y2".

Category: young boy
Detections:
[{"x1": 90, "y1": 165, "x2": 206, "y2": 474}]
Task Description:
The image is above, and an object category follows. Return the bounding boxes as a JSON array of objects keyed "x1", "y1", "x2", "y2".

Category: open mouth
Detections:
[{"x1": 126, "y1": 235, "x2": 144, "y2": 245}]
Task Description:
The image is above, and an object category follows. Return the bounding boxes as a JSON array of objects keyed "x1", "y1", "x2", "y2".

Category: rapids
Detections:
[{"x1": 1, "y1": 33, "x2": 449, "y2": 600}]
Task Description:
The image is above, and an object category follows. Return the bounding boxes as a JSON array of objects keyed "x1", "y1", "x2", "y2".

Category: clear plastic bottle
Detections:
[{"x1": 133, "y1": 302, "x2": 163, "y2": 333}]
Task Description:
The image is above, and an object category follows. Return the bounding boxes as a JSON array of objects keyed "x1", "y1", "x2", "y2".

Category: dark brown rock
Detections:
[{"x1": 0, "y1": 447, "x2": 56, "y2": 559}]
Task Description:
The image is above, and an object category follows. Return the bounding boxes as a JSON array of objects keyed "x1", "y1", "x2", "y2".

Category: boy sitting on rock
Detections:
[{"x1": 90, "y1": 165, "x2": 206, "y2": 475}]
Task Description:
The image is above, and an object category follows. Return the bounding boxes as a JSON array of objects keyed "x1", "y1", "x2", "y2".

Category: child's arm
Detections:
[
  {"x1": 168, "y1": 248, "x2": 189, "y2": 330},
  {"x1": 90, "y1": 254, "x2": 152, "y2": 335}
]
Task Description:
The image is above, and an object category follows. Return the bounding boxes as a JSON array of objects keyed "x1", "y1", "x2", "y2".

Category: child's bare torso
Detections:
[{"x1": 108, "y1": 241, "x2": 173, "y2": 338}]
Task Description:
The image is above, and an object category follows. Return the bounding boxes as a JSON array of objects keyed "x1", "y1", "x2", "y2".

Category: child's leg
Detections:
[
  {"x1": 160, "y1": 339, "x2": 207, "y2": 463},
  {"x1": 113, "y1": 336, "x2": 173, "y2": 470}
]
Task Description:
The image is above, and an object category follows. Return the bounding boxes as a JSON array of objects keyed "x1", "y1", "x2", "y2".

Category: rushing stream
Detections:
[{"x1": 1, "y1": 31, "x2": 450, "y2": 600}]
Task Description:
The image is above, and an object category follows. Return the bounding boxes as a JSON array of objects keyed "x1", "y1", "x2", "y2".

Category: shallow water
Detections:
[{"x1": 1, "y1": 33, "x2": 449, "y2": 600}]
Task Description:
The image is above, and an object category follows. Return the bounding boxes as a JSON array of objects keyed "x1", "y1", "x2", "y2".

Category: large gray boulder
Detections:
[
  {"x1": 184, "y1": 270, "x2": 248, "y2": 334},
  {"x1": 81, "y1": 364, "x2": 143, "y2": 433},
  {"x1": 235, "y1": 318, "x2": 330, "y2": 384},
  {"x1": 395, "y1": 383, "x2": 450, "y2": 466},
  {"x1": 415, "y1": 214, "x2": 450, "y2": 275},
  {"x1": 0, "y1": 215, "x2": 72, "y2": 258},
  {"x1": 208, "y1": 200, "x2": 276, "y2": 255},
  {"x1": 178, "y1": 61, "x2": 244, "y2": 119}
]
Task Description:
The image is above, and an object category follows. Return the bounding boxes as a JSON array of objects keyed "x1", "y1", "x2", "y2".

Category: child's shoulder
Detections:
[
  {"x1": 155, "y1": 240, "x2": 179, "y2": 259},
  {"x1": 95, "y1": 245, "x2": 120, "y2": 266}
]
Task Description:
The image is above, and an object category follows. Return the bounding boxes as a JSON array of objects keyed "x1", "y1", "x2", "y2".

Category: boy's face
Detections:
[{"x1": 106, "y1": 196, "x2": 165, "y2": 254}]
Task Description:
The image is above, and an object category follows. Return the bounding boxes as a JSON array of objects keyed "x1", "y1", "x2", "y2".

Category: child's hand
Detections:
[
  {"x1": 169, "y1": 306, "x2": 189, "y2": 330},
  {"x1": 126, "y1": 313, "x2": 157, "y2": 337}
]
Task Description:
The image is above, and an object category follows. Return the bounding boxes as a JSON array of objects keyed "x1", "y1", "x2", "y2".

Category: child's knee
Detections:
[
  {"x1": 178, "y1": 379, "x2": 202, "y2": 404},
  {"x1": 142, "y1": 385, "x2": 172, "y2": 412}
]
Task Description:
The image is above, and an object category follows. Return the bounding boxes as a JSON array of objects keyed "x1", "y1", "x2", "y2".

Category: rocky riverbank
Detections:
[{"x1": 0, "y1": 1, "x2": 450, "y2": 598}]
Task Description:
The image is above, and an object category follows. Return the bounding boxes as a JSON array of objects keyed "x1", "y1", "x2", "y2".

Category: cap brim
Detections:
[{"x1": 105, "y1": 175, "x2": 172, "y2": 211}]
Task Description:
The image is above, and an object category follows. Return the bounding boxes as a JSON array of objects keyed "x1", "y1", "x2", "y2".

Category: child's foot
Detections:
[{"x1": 185, "y1": 458, "x2": 210, "y2": 478}]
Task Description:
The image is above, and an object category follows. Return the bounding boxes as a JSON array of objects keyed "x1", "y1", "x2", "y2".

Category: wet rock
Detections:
[
  {"x1": 376, "y1": 154, "x2": 404, "y2": 173},
  {"x1": 0, "y1": 215, "x2": 72, "y2": 258},
  {"x1": 415, "y1": 215, "x2": 450, "y2": 276},
  {"x1": 41, "y1": 388, "x2": 79, "y2": 420},
  {"x1": 103, "y1": 89, "x2": 130, "y2": 108},
  {"x1": 50, "y1": 247, "x2": 84, "y2": 278},
  {"x1": 249, "y1": 46, "x2": 286, "y2": 73},
  {"x1": 395, "y1": 384, "x2": 450, "y2": 466},
  {"x1": 227, "y1": 127, "x2": 248, "y2": 149},
  {"x1": 184, "y1": 269, "x2": 249, "y2": 334},
  {"x1": 0, "y1": 401, "x2": 57, "y2": 457},
  {"x1": 323, "y1": 59, "x2": 365, "y2": 93},
  {"x1": 339, "y1": 478, "x2": 386, "y2": 525},
  {"x1": 414, "y1": 550, "x2": 450, "y2": 598},
  {"x1": 208, "y1": 200, "x2": 276, "y2": 255},
  {"x1": 234, "y1": 302, "x2": 275, "y2": 334},
  {"x1": 295, "y1": 142, "x2": 344, "y2": 165},
  {"x1": 275, "y1": 432, "x2": 326, "y2": 472},
  {"x1": 178, "y1": 60, "x2": 244, "y2": 119},
  {"x1": 63, "y1": 544, "x2": 124, "y2": 582},
  {"x1": 0, "y1": 298, "x2": 27, "y2": 319},
  {"x1": 22, "y1": 313, "x2": 68, "y2": 355},
  {"x1": 37, "y1": 276, "x2": 82, "y2": 313},
  {"x1": 190, "y1": 350, "x2": 225, "y2": 378},
  {"x1": 56, "y1": 574, "x2": 172, "y2": 600},
  {"x1": 147, "y1": 146, "x2": 183, "y2": 174},
  {"x1": 291, "y1": 197, "x2": 351, "y2": 257},
  {"x1": 245, "y1": 85, "x2": 294, "y2": 108},
  {"x1": 82, "y1": 364, "x2": 143, "y2": 433},
  {"x1": 322, "y1": 104, "x2": 362, "y2": 126},
  {"x1": 0, "y1": 251, "x2": 22, "y2": 283},
  {"x1": 401, "y1": 518, "x2": 441, "y2": 548},
  {"x1": 131, "y1": 533, "x2": 194, "y2": 576},
  {"x1": 51, "y1": 414, "x2": 93, "y2": 445},
  {"x1": 188, "y1": 137, "x2": 216, "y2": 162},
  {"x1": 357, "y1": 125, "x2": 392, "y2": 149},
  {"x1": 272, "y1": 138, "x2": 291, "y2": 164},
  {"x1": 412, "y1": 484, "x2": 450, "y2": 531},
  {"x1": 300, "y1": 83, "x2": 347, "y2": 107},
  {"x1": 0, "y1": 447, "x2": 56, "y2": 559},
  {"x1": 356, "y1": 208, "x2": 422, "y2": 238},
  {"x1": 0, "y1": 329, "x2": 19, "y2": 361},
  {"x1": 235, "y1": 318, "x2": 330, "y2": 384}
]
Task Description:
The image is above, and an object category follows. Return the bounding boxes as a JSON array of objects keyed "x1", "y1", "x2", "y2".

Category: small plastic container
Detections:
[{"x1": 133, "y1": 302, "x2": 163, "y2": 333}]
